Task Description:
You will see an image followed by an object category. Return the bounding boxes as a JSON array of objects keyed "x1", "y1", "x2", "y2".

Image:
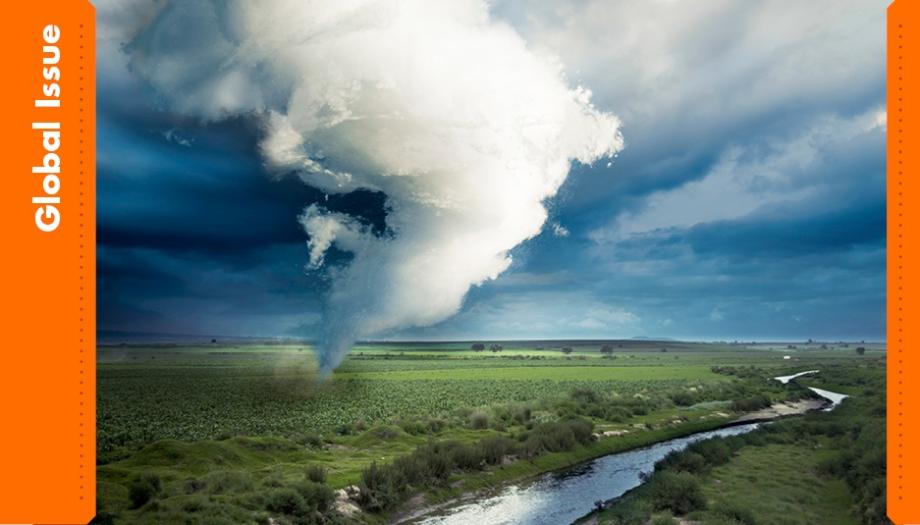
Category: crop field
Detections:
[
  {"x1": 95, "y1": 341, "x2": 885, "y2": 524},
  {"x1": 97, "y1": 342, "x2": 880, "y2": 453}
]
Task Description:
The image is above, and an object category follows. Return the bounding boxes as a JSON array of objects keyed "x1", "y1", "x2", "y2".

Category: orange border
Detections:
[
  {"x1": 888, "y1": 1, "x2": 918, "y2": 524},
  {"x1": 0, "y1": 1, "x2": 908, "y2": 524},
  {"x1": 0, "y1": 2, "x2": 96, "y2": 524}
]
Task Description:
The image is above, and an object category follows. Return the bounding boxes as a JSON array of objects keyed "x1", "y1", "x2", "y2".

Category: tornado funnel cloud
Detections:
[{"x1": 124, "y1": 0, "x2": 624, "y2": 373}]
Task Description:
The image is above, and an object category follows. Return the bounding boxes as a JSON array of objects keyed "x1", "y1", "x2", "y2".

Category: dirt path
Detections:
[{"x1": 732, "y1": 397, "x2": 828, "y2": 423}]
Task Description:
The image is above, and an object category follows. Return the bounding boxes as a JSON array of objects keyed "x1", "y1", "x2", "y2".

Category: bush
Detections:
[
  {"x1": 128, "y1": 473, "x2": 160, "y2": 508},
  {"x1": 567, "y1": 417, "x2": 595, "y2": 444},
  {"x1": 296, "y1": 480, "x2": 335, "y2": 512},
  {"x1": 450, "y1": 443, "x2": 484, "y2": 470},
  {"x1": 470, "y1": 411, "x2": 490, "y2": 429},
  {"x1": 427, "y1": 417, "x2": 447, "y2": 433},
  {"x1": 305, "y1": 464, "x2": 327, "y2": 483},
  {"x1": 649, "y1": 472, "x2": 707, "y2": 515},
  {"x1": 511, "y1": 404, "x2": 532, "y2": 424},
  {"x1": 479, "y1": 436, "x2": 517, "y2": 465},
  {"x1": 182, "y1": 477, "x2": 207, "y2": 494},
  {"x1": 670, "y1": 391, "x2": 696, "y2": 407},
  {"x1": 206, "y1": 470, "x2": 253, "y2": 494},
  {"x1": 711, "y1": 501, "x2": 757, "y2": 525},
  {"x1": 523, "y1": 418, "x2": 594, "y2": 456},
  {"x1": 296, "y1": 432, "x2": 324, "y2": 448},
  {"x1": 732, "y1": 394, "x2": 772, "y2": 412},
  {"x1": 180, "y1": 496, "x2": 207, "y2": 513},
  {"x1": 656, "y1": 451, "x2": 708, "y2": 474},
  {"x1": 604, "y1": 406, "x2": 632, "y2": 423},
  {"x1": 399, "y1": 419, "x2": 428, "y2": 435},
  {"x1": 651, "y1": 515, "x2": 679, "y2": 525},
  {"x1": 265, "y1": 488, "x2": 308, "y2": 515},
  {"x1": 689, "y1": 438, "x2": 734, "y2": 466}
]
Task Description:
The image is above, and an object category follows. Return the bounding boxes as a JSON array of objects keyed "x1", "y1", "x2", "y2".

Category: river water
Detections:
[
  {"x1": 409, "y1": 423, "x2": 760, "y2": 525},
  {"x1": 406, "y1": 372, "x2": 845, "y2": 525}
]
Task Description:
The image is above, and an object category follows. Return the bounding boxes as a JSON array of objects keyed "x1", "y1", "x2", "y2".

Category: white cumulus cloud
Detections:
[{"x1": 121, "y1": 0, "x2": 623, "y2": 372}]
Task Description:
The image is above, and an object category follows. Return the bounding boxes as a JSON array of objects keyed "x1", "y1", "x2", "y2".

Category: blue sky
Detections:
[{"x1": 96, "y1": 0, "x2": 887, "y2": 342}]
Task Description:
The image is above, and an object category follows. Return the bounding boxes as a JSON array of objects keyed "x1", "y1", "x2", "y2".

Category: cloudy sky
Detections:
[{"x1": 97, "y1": 0, "x2": 887, "y2": 343}]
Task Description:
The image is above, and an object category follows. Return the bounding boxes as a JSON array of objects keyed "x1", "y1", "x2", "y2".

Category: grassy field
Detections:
[
  {"x1": 593, "y1": 360, "x2": 888, "y2": 525},
  {"x1": 697, "y1": 444, "x2": 858, "y2": 525},
  {"x1": 94, "y1": 341, "x2": 885, "y2": 524}
]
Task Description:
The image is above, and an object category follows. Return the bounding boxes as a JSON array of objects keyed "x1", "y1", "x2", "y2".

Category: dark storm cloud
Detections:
[{"x1": 95, "y1": 0, "x2": 887, "y2": 341}]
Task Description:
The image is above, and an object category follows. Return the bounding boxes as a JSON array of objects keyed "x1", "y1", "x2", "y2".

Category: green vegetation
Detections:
[
  {"x1": 594, "y1": 361, "x2": 889, "y2": 525},
  {"x1": 95, "y1": 341, "x2": 886, "y2": 524}
]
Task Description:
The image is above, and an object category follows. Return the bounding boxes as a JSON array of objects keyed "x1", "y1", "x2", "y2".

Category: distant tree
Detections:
[
  {"x1": 471, "y1": 343, "x2": 485, "y2": 351},
  {"x1": 600, "y1": 345, "x2": 614, "y2": 355},
  {"x1": 660, "y1": 347, "x2": 668, "y2": 353},
  {"x1": 561, "y1": 347, "x2": 573, "y2": 355},
  {"x1": 490, "y1": 344, "x2": 503, "y2": 353},
  {"x1": 210, "y1": 338, "x2": 217, "y2": 344},
  {"x1": 820, "y1": 344, "x2": 828, "y2": 350},
  {"x1": 856, "y1": 347, "x2": 867, "y2": 356}
]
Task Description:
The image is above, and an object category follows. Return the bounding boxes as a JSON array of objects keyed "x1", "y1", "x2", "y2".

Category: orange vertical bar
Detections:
[
  {"x1": 889, "y1": 1, "x2": 918, "y2": 524},
  {"x1": 0, "y1": 2, "x2": 96, "y2": 524}
]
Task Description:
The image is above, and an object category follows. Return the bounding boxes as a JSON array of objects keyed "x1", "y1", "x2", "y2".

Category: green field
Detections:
[
  {"x1": 699, "y1": 444, "x2": 858, "y2": 525},
  {"x1": 592, "y1": 359, "x2": 888, "y2": 525},
  {"x1": 95, "y1": 341, "x2": 886, "y2": 525}
]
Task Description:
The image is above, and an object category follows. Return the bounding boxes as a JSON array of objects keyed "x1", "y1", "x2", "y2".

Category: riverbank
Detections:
[
  {"x1": 577, "y1": 364, "x2": 886, "y2": 525},
  {"x1": 732, "y1": 397, "x2": 828, "y2": 423},
  {"x1": 391, "y1": 416, "x2": 736, "y2": 523},
  {"x1": 394, "y1": 391, "x2": 832, "y2": 524}
]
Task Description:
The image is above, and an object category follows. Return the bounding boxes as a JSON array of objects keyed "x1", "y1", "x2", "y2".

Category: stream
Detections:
[{"x1": 404, "y1": 371, "x2": 846, "y2": 525}]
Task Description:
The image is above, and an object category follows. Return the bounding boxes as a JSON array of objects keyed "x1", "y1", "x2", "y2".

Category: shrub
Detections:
[
  {"x1": 480, "y1": 436, "x2": 517, "y2": 465},
  {"x1": 670, "y1": 391, "x2": 696, "y2": 407},
  {"x1": 295, "y1": 431, "x2": 324, "y2": 448},
  {"x1": 570, "y1": 388, "x2": 601, "y2": 404},
  {"x1": 649, "y1": 472, "x2": 707, "y2": 515},
  {"x1": 732, "y1": 394, "x2": 772, "y2": 412},
  {"x1": 450, "y1": 443, "x2": 484, "y2": 470},
  {"x1": 651, "y1": 515, "x2": 679, "y2": 525},
  {"x1": 182, "y1": 477, "x2": 207, "y2": 494},
  {"x1": 206, "y1": 470, "x2": 253, "y2": 494},
  {"x1": 296, "y1": 480, "x2": 335, "y2": 512},
  {"x1": 399, "y1": 419, "x2": 428, "y2": 435},
  {"x1": 181, "y1": 496, "x2": 207, "y2": 513},
  {"x1": 567, "y1": 417, "x2": 595, "y2": 444},
  {"x1": 689, "y1": 438, "x2": 734, "y2": 466},
  {"x1": 527, "y1": 423, "x2": 575, "y2": 453},
  {"x1": 427, "y1": 417, "x2": 447, "y2": 433},
  {"x1": 306, "y1": 464, "x2": 327, "y2": 483},
  {"x1": 604, "y1": 406, "x2": 632, "y2": 422},
  {"x1": 511, "y1": 404, "x2": 532, "y2": 424},
  {"x1": 470, "y1": 411, "x2": 490, "y2": 429},
  {"x1": 656, "y1": 451, "x2": 707, "y2": 474},
  {"x1": 265, "y1": 488, "x2": 308, "y2": 515},
  {"x1": 711, "y1": 501, "x2": 757, "y2": 525},
  {"x1": 128, "y1": 473, "x2": 160, "y2": 508}
]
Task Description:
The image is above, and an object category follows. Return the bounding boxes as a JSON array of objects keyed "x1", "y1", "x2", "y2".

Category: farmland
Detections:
[{"x1": 95, "y1": 341, "x2": 885, "y2": 524}]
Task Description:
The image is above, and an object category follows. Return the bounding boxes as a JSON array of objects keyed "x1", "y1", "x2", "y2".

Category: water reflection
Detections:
[{"x1": 411, "y1": 424, "x2": 760, "y2": 525}]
